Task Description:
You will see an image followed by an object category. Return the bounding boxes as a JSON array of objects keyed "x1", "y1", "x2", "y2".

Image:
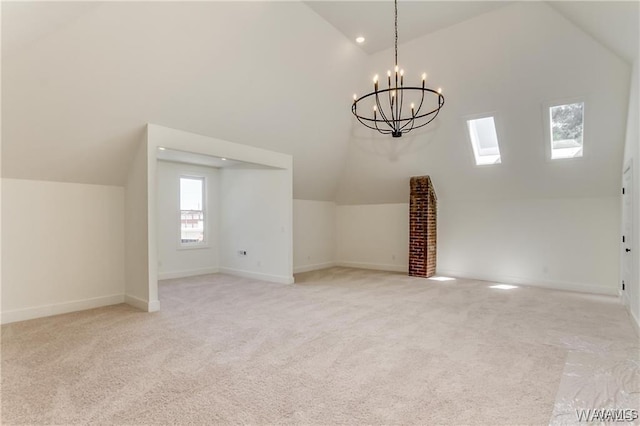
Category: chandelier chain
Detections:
[{"x1": 394, "y1": 0, "x2": 398, "y2": 67}]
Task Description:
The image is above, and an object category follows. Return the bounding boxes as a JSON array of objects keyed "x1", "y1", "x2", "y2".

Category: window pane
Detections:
[
  {"x1": 180, "y1": 177, "x2": 204, "y2": 244},
  {"x1": 467, "y1": 116, "x2": 501, "y2": 165},
  {"x1": 550, "y1": 102, "x2": 584, "y2": 159},
  {"x1": 180, "y1": 178, "x2": 203, "y2": 210}
]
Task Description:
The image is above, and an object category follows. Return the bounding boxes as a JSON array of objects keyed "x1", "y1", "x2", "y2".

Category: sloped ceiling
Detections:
[
  {"x1": 548, "y1": 1, "x2": 639, "y2": 63},
  {"x1": 337, "y1": 1, "x2": 631, "y2": 203},
  {"x1": 1, "y1": 2, "x2": 101, "y2": 57},
  {"x1": 2, "y1": 1, "x2": 635, "y2": 204},
  {"x1": 305, "y1": 1, "x2": 510, "y2": 54},
  {"x1": 306, "y1": 1, "x2": 639, "y2": 63},
  {"x1": 2, "y1": 1, "x2": 366, "y2": 200}
]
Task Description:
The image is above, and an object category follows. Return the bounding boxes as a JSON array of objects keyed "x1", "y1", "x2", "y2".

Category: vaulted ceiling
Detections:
[
  {"x1": 305, "y1": 1, "x2": 639, "y2": 63},
  {"x1": 305, "y1": 1, "x2": 511, "y2": 54},
  {"x1": 2, "y1": 1, "x2": 637, "y2": 203},
  {"x1": 2, "y1": 2, "x2": 367, "y2": 200}
]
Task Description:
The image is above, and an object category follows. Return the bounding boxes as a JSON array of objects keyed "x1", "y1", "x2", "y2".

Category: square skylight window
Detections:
[
  {"x1": 466, "y1": 116, "x2": 501, "y2": 165},
  {"x1": 549, "y1": 102, "x2": 584, "y2": 159}
]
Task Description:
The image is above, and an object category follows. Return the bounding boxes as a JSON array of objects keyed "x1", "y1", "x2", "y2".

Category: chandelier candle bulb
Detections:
[{"x1": 437, "y1": 88, "x2": 442, "y2": 94}]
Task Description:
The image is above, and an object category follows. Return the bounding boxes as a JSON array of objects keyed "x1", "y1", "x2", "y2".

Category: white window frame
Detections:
[
  {"x1": 464, "y1": 112, "x2": 503, "y2": 166},
  {"x1": 543, "y1": 97, "x2": 586, "y2": 161},
  {"x1": 178, "y1": 175, "x2": 208, "y2": 250}
]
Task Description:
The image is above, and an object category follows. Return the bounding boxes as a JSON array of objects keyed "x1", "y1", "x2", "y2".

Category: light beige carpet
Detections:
[{"x1": 1, "y1": 267, "x2": 637, "y2": 425}]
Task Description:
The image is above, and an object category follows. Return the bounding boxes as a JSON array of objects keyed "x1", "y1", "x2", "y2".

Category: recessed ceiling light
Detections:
[
  {"x1": 158, "y1": 147, "x2": 166, "y2": 151},
  {"x1": 221, "y1": 158, "x2": 227, "y2": 161},
  {"x1": 489, "y1": 284, "x2": 518, "y2": 290},
  {"x1": 355, "y1": 36, "x2": 365, "y2": 44}
]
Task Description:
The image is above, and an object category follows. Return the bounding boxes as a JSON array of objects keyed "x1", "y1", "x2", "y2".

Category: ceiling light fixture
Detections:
[
  {"x1": 158, "y1": 147, "x2": 166, "y2": 151},
  {"x1": 356, "y1": 36, "x2": 365, "y2": 44},
  {"x1": 221, "y1": 158, "x2": 227, "y2": 161},
  {"x1": 351, "y1": 0, "x2": 445, "y2": 137}
]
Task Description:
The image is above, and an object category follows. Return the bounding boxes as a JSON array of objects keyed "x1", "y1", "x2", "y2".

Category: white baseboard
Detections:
[
  {"x1": 125, "y1": 294, "x2": 160, "y2": 312},
  {"x1": 158, "y1": 266, "x2": 219, "y2": 280},
  {"x1": 436, "y1": 269, "x2": 618, "y2": 296},
  {"x1": 336, "y1": 261, "x2": 408, "y2": 273},
  {"x1": 1, "y1": 294, "x2": 125, "y2": 325},
  {"x1": 219, "y1": 267, "x2": 294, "y2": 284},
  {"x1": 148, "y1": 299, "x2": 161, "y2": 312},
  {"x1": 294, "y1": 262, "x2": 336, "y2": 274},
  {"x1": 625, "y1": 304, "x2": 640, "y2": 338}
]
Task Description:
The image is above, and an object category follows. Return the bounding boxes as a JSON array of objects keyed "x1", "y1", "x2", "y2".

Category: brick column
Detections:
[{"x1": 409, "y1": 176, "x2": 437, "y2": 277}]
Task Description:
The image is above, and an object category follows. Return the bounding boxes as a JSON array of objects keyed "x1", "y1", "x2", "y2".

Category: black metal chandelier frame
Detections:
[{"x1": 351, "y1": 0, "x2": 445, "y2": 138}]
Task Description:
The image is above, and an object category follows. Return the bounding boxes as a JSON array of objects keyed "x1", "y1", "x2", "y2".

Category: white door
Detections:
[{"x1": 622, "y1": 165, "x2": 633, "y2": 304}]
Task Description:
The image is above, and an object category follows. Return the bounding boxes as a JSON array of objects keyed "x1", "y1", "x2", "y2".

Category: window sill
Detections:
[{"x1": 177, "y1": 244, "x2": 210, "y2": 251}]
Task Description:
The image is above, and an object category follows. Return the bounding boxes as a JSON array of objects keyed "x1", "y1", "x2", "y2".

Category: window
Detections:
[
  {"x1": 180, "y1": 177, "x2": 205, "y2": 245},
  {"x1": 549, "y1": 102, "x2": 584, "y2": 159},
  {"x1": 466, "y1": 116, "x2": 501, "y2": 165}
]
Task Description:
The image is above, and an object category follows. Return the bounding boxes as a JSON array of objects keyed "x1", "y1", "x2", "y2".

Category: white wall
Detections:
[
  {"x1": 219, "y1": 168, "x2": 293, "y2": 284},
  {"x1": 147, "y1": 124, "x2": 294, "y2": 290},
  {"x1": 338, "y1": 2, "x2": 629, "y2": 204},
  {"x1": 1, "y1": 179, "x2": 125, "y2": 323},
  {"x1": 331, "y1": 1, "x2": 628, "y2": 300},
  {"x1": 157, "y1": 161, "x2": 220, "y2": 280},
  {"x1": 2, "y1": 2, "x2": 366, "y2": 201},
  {"x1": 293, "y1": 200, "x2": 336, "y2": 273},
  {"x1": 336, "y1": 198, "x2": 620, "y2": 295},
  {"x1": 622, "y1": 59, "x2": 640, "y2": 329},
  {"x1": 124, "y1": 137, "x2": 156, "y2": 311},
  {"x1": 438, "y1": 198, "x2": 620, "y2": 295},
  {"x1": 336, "y1": 204, "x2": 409, "y2": 273}
]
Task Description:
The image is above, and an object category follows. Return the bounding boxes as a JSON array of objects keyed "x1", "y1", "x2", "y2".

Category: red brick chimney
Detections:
[{"x1": 409, "y1": 176, "x2": 437, "y2": 277}]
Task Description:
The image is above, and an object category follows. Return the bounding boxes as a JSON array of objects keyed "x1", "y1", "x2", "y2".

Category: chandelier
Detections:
[{"x1": 351, "y1": 0, "x2": 445, "y2": 138}]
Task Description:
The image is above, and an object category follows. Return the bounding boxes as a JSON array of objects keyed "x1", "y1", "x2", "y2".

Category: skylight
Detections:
[
  {"x1": 466, "y1": 116, "x2": 501, "y2": 165},
  {"x1": 549, "y1": 102, "x2": 584, "y2": 159}
]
